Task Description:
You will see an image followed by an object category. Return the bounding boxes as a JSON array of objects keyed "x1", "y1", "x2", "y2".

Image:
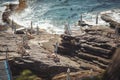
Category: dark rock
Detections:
[
  {"x1": 15, "y1": 30, "x2": 25, "y2": 34},
  {"x1": 78, "y1": 20, "x2": 88, "y2": 26},
  {"x1": 8, "y1": 4, "x2": 18, "y2": 11},
  {"x1": 80, "y1": 44, "x2": 111, "y2": 57},
  {"x1": 2, "y1": 11, "x2": 11, "y2": 24}
]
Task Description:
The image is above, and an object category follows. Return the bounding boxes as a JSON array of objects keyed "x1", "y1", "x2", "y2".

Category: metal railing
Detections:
[{"x1": 0, "y1": 46, "x2": 12, "y2": 80}]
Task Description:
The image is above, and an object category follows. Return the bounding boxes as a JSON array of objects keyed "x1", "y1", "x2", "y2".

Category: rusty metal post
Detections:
[
  {"x1": 23, "y1": 36, "x2": 27, "y2": 45},
  {"x1": 54, "y1": 42, "x2": 59, "y2": 54},
  {"x1": 36, "y1": 25, "x2": 39, "y2": 35},
  {"x1": 30, "y1": 21, "x2": 33, "y2": 34},
  {"x1": 25, "y1": 28, "x2": 28, "y2": 40},
  {"x1": 115, "y1": 25, "x2": 120, "y2": 42},
  {"x1": 96, "y1": 13, "x2": 99, "y2": 24},
  {"x1": 13, "y1": 25, "x2": 16, "y2": 34},
  {"x1": 31, "y1": 21, "x2": 33, "y2": 30},
  {"x1": 64, "y1": 23, "x2": 72, "y2": 35},
  {"x1": 80, "y1": 14, "x2": 82, "y2": 22},
  {"x1": 11, "y1": 19, "x2": 14, "y2": 31},
  {"x1": 6, "y1": 47, "x2": 9, "y2": 60},
  {"x1": 3, "y1": 45, "x2": 9, "y2": 60},
  {"x1": 66, "y1": 68, "x2": 71, "y2": 80}
]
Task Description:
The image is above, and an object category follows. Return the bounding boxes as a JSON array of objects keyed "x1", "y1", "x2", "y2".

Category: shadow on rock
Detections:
[{"x1": 9, "y1": 57, "x2": 78, "y2": 80}]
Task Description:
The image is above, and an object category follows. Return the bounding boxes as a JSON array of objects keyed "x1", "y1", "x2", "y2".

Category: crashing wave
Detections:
[{"x1": 5, "y1": 0, "x2": 120, "y2": 34}]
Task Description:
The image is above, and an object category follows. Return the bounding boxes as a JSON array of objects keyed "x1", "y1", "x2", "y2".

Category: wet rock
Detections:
[
  {"x1": 16, "y1": 0, "x2": 27, "y2": 12},
  {"x1": 101, "y1": 14, "x2": 113, "y2": 22},
  {"x1": 2, "y1": 11, "x2": 11, "y2": 24},
  {"x1": 2, "y1": 0, "x2": 27, "y2": 26},
  {"x1": 101, "y1": 14, "x2": 120, "y2": 28}
]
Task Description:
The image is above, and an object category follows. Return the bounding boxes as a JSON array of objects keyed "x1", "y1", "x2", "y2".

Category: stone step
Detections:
[
  {"x1": 71, "y1": 55, "x2": 108, "y2": 70},
  {"x1": 58, "y1": 46, "x2": 75, "y2": 55},
  {"x1": 86, "y1": 41, "x2": 116, "y2": 50},
  {"x1": 77, "y1": 52, "x2": 110, "y2": 65},
  {"x1": 82, "y1": 35, "x2": 110, "y2": 43},
  {"x1": 69, "y1": 57, "x2": 103, "y2": 72},
  {"x1": 92, "y1": 60, "x2": 108, "y2": 69},
  {"x1": 80, "y1": 44, "x2": 112, "y2": 58},
  {"x1": 58, "y1": 42, "x2": 113, "y2": 59}
]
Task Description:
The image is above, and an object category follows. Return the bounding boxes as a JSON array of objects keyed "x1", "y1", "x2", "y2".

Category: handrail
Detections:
[
  {"x1": 0, "y1": 45, "x2": 12, "y2": 80},
  {"x1": 0, "y1": 60, "x2": 12, "y2": 80},
  {"x1": 4, "y1": 60, "x2": 12, "y2": 80}
]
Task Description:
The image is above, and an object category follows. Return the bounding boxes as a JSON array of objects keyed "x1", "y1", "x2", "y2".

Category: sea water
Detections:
[{"x1": 1, "y1": 0, "x2": 120, "y2": 34}]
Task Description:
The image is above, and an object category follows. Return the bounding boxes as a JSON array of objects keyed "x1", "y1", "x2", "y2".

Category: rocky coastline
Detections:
[{"x1": 0, "y1": 0, "x2": 120, "y2": 80}]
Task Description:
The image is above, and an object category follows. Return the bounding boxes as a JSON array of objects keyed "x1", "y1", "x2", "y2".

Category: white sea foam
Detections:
[
  {"x1": 9, "y1": 0, "x2": 65, "y2": 34},
  {"x1": 83, "y1": 13, "x2": 109, "y2": 26},
  {"x1": 7, "y1": 0, "x2": 120, "y2": 34},
  {"x1": 10, "y1": 9, "x2": 119, "y2": 34},
  {"x1": 9, "y1": 8, "x2": 65, "y2": 34},
  {"x1": 2, "y1": 1, "x2": 19, "y2": 6}
]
